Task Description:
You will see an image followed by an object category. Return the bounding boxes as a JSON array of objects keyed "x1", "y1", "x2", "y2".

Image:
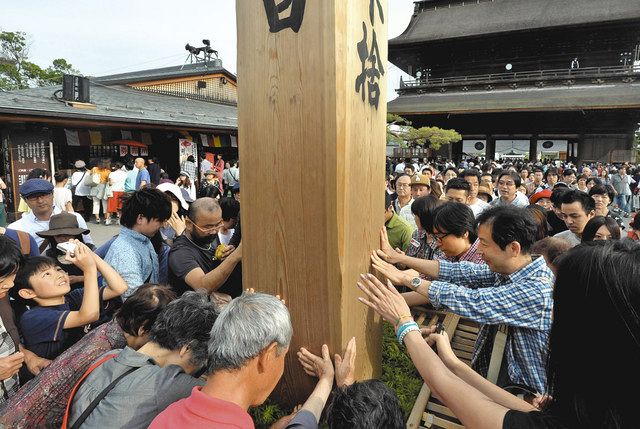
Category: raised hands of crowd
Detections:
[
  {"x1": 378, "y1": 227, "x2": 405, "y2": 265},
  {"x1": 334, "y1": 337, "x2": 356, "y2": 388},
  {"x1": 297, "y1": 337, "x2": 356, "y2": 388},
  {"x1": 357, "y1": 273, "x2": 411, "y2": 324},
  {"x1": 370, "y1": 252, "x2": 411, "y2": 288},
  {"x1": 297, "y1": 344, "x2": 335, "y2": 384}
]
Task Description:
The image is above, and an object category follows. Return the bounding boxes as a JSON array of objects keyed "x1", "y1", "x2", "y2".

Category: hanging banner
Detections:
[
  {"x1": 65, "y1": 129, "x2": 80, "y2": 146},
  {"x1": 119, "y1": 145, "x2": 129, "y2": 157},
  {"x1": 178, "y1": 138, "x2": 197, "y2": 165},
  {"x1": 89, "y1": 130, "x2": 102, "y2": 146}
]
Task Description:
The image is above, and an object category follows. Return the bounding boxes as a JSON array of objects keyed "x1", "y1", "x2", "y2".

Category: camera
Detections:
[{"x1": 56, "y1": 241, "x2": 77, "y2": 255}]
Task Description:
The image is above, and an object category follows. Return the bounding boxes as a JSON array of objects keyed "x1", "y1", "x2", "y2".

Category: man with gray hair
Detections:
[
  {"x1": 150, "y1": 292, "x2": 292, "y2": 428},
  {"x1": 168, "y1": 197, "x2": 243, "y2": 298}
]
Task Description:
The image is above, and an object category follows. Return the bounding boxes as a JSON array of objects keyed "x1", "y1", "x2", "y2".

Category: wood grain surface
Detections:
[{"x1": 237, "y1": 0, "x2": 387, "y2": 405}]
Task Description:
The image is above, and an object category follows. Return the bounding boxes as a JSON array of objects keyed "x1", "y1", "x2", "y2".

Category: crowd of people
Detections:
[{"x1": 0, "y1": 154, "x2": 638, "y2": 428}]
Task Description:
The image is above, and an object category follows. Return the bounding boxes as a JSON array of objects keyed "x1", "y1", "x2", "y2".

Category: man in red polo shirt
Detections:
[{"x1": 149, "y1": 293, "x2": 293, "y2": 429}]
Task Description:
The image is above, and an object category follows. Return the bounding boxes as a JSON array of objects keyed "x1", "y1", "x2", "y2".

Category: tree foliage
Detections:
[
  {"x1": 387, "y1": 113, "x2": 461, "y2": 150},
  {"x1": 0, "y1": 31, "x2": 79, "y2": 90}
]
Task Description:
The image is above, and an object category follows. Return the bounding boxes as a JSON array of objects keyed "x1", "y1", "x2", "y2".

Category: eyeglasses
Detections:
[
  {"x1": 498, "y1": 181, "x2": 515, "y2": 187},
  {"x1": 188, "y1": 218, "x2": 224, "y2": 234},
  {"x1": 433, "y1": 232, "x2": 451, "y2": 241},
  {"x1": 395, "y1": 183, "x2": 410, "y2": 189},
  {"x1": 25, "y1": 193, "x2": 52, "y2": 201}
]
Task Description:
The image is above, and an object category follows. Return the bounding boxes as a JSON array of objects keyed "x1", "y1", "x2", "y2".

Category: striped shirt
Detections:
[
  {"x1": 429, "y1": 257, "x2": 553, "y2": 393},
  {"x1": 453, "y1": 239, "x2": 484, "y2": 264}
]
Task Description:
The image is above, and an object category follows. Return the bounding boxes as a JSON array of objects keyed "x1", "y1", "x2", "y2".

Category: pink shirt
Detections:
[{"x1": 149, "y1": 386, "x2": 255, "y2": 429}]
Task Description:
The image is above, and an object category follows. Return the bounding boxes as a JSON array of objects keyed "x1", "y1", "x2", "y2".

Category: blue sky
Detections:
[{"x1": 1, "y1": 0, "x2": 414, "y2": 100}]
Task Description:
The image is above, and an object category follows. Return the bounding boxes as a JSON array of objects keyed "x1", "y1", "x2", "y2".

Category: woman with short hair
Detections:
[
  {"x1": 404, "y1": 195, "x2": 443, "y2": 261},
  {"x1": 588, "y1": 184, "x2": 624, "y2": 231},
  {"x1": 581, "y1": 216, "x2": 621, "y2": 242}
]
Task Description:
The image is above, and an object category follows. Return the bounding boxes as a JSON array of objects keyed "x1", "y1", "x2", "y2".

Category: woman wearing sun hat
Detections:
[{"x1": 175, "y1": 171, "x2": 196, "y2": 201}]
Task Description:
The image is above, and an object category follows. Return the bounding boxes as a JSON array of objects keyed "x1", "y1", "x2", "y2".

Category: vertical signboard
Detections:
[{"x1": 9, "y1": 131, "x2": 52, "y2": 212}]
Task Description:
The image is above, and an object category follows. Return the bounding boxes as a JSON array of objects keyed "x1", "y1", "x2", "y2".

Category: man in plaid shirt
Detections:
[{"x1": 373, "y1": 205, "x2": 553, "y2": 394}]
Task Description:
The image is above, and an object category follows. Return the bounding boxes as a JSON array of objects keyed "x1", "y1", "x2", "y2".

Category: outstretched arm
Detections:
[
  {"x1": 357, "y1": 274, "x2": 533, "y2": 429},
  {"x1": 93, "y1": 251, "x2": 128, "y2": 300},
  {"x1": 64, "y1": 241, "x2": 99, "y2": 328}
]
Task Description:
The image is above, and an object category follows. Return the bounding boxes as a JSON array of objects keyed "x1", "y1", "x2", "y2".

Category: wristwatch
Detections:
[{"x1": 410, "y1": 277, "x2": 422, "y2": 290}]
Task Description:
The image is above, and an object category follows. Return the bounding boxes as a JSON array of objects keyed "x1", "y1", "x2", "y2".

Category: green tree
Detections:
[
  {"x1": 387, "y1": 113, "x2": 461, "y2": 150},
  {"x1": 0, "y1": 31, "x2": 79, "y2": 90}
]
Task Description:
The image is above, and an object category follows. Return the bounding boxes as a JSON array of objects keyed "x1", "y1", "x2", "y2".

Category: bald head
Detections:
[
  {"x1": 188, "y1": 197, "x2": 221, "y2": 223},
  {"x1": 134, "y1": 158, "x2": 145, "y2": 169}
]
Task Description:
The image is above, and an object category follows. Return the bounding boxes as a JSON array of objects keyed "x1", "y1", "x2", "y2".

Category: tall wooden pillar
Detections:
[
  {"x1": 236, "y1": 0, "x2": 386, "y2": 404},
  {"x1": 486, "y1": 135, "x2": 496, "y2": 161},
  {"x1": 529, "y1": 135, "x2": 538, "y2": 162}
]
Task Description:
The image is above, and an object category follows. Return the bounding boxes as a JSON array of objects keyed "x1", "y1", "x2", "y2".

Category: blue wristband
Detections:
[
  {"x1": 399, "y1": 325, "x2": 421, "y2": 345},
  {"x1": 395, "y1": 321, "x2": 416, "y2": 341},
  {"x1": 396, "y1": 321, "x2": 419, "y2": 344}
]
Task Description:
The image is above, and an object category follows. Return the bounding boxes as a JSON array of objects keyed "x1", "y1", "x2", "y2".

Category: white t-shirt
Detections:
[
  {"x1": 108, "y1": 169, "x2": 128, "y2": 192},
  {"x1": 218, "y1": 229, "x2": 235, "y2": 245},
  {"x1": 70, "y1": 170, "x2": 91, "y2": 197},
  {"x1": 469, "y1": 199, "x2": 490, "y2": 217},
  {"x1": 53, "y1": 187, "x2": 73, "y2": 212}
]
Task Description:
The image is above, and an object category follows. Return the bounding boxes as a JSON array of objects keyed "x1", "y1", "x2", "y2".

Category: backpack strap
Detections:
[
  {"x1": 15, "y1": 230, "x2": 31, "y2": 256},
  {"x1": 38, "y1": 239, "x2": 49, "y2": 255},
  {"x1": 61, "y1": 354, "x2": 118, "y2": 429}
]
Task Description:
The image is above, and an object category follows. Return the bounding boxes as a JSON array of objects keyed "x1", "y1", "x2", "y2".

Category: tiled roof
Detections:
[
  {"x1": 391, "y1": 0, "x2": 640, "y2": 45},
  {"x1": 93, "y1": 62, "x2": 236, "y2": 85},
  {"x1": 388, "y1": 82, "x2": 640, "y2": 115},
  {"x1": 0, "y1": 80, "x2": 237, "y2": 130}
]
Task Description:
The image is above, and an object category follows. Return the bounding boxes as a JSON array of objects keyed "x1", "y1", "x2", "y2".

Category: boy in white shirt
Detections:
[{"x1": 53, "y1": 172, "x2": 73, "y2": 212}]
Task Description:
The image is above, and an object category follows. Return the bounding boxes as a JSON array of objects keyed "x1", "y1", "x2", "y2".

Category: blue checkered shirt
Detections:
[{"x1": 429, "y1": 257, "x2": 553, "y2": 393}]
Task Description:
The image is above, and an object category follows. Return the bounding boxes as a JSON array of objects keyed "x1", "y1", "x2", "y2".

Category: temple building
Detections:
[
  {"x1": 388, "y1": 0, "x2": 640, "y2": 163},
  {"x1": 0, "y1": 62, "x2": 238, "y2": 217}
]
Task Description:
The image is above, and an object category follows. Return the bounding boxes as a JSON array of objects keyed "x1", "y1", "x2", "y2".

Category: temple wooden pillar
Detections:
[
  {"x1": 236, "y1": 0, "x2": 386, "y2": 404},
  {"x1": 486, "y1": 135, "x2": 496, "y2": 161},
  {"x1": 529, "y1": 135, "x2": 538, "y2": 162}
]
